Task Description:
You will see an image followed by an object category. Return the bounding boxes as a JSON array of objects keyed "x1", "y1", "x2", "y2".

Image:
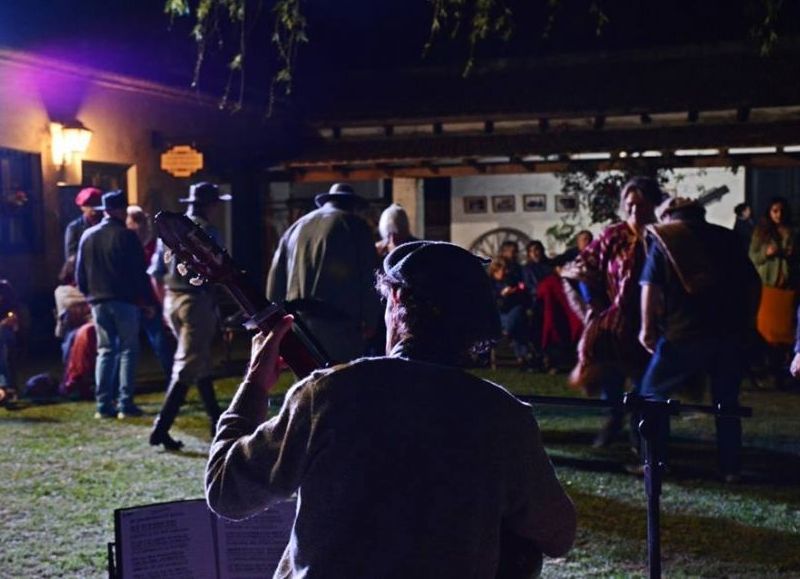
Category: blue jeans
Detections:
[
  {"x1": 500, "y1": 305, "x2": 530, "y2": 360},
  {"x1": 640, "y1": 336, "x2": 743, "y2": 475},
  {"x1": 141, "y1": 309, "x2": 175, "y2": 376},
  {"x1": 92, "y1": 301, "x2": 140, "y2": 414}
]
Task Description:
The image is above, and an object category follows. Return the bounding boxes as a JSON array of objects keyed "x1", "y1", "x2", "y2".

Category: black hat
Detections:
[
  {"x1": 179, "y1": 182, "x2": 231, "y2": 204},
  {"x1": 314, "y1": 183, "x2": 366, "y2": 208},
  {"x1": 93, "y1": 190, "x2": 128, "y2": 211},
  {"x1": 383, "y1": 241, "x2": 501, "y2": 340}
]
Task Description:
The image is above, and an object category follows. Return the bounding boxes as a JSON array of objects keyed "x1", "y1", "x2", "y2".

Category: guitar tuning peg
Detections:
[
  {"x1": 176, "y1": 262, "x2": 189, "y2": 276},
  {"x1": 189, "y1": 274, "x2": 206, "y2": 287},
  {"x1": 163, "y1": 248, "x2": 173, "y2": 264}
]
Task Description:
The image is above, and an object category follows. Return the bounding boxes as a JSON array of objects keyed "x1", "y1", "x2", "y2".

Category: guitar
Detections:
[
  {"x1": 154, "y1": 210, "x2": 542, "y2": 578},
  {"x1": 153, "y1": 211, "x2": 330, "y2": 379},
  {"x1": 695, "y1": 184, "x2": 730, "y2": 207}
]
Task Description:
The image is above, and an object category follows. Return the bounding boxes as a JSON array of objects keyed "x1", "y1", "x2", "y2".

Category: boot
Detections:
[
  {"x1": 197, "y1": 376, "x2": 222, "y2": 438},
  {"x1": 149, "y1": 381, "x2": 189, "y2": 451}
]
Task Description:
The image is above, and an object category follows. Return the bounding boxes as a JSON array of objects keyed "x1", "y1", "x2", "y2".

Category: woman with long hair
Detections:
[{"x1": 750, "y1": 196, "x2": 797, "y2": 388}]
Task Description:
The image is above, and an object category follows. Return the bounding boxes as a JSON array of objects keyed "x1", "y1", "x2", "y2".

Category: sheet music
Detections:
[
  {"x1": 116, "y1": 499, "x2": 217, "y2": 579},
  {"x1": 214, "y1": 500, "x2": 296, "y2": 579}
]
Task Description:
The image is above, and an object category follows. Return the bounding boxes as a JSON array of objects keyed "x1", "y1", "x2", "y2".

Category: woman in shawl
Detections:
[{"x1": 560, "y1": 176, "x2": 664, "y2": 447}]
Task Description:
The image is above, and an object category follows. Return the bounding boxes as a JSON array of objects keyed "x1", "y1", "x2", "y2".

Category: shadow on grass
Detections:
[
  {"x1": 0, "y1": 412, "x2": 62, "y2": 424},
  {"x1": 540, "y1": 428, "x2": 599, "y2": 447},
  {"x1": 572, "y1": 489, "x2": 800, "y2": 571}
]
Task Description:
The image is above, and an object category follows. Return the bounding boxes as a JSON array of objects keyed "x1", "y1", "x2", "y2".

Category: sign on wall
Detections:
[{"x1": 161, "y1": 145, "x2": 204, "y2": 178}]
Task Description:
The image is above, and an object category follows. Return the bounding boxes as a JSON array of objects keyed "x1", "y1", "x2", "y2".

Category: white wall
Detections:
[{"x1": 450, "y1": 167, "x2": 745, "y2": 255}]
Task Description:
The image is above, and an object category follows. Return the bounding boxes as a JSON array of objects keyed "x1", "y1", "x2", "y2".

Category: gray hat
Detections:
[
  {"x1": 383, "y1": 241, "x2": 501, "y2": 341},
  {"x1": 179, "y1": 182, "x2": 231, "y2": 204},
  {"x1": 314, "y1": 183, "x2": 366, "y2": 208},
  {"x1": 93, "y1": 190, "x2": 128, "y2": 211}
]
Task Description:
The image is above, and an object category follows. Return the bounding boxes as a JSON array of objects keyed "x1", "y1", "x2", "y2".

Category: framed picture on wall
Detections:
[
  {"x1": 463, "y1": 196, "x2": 488, "y2": 214},
  {"x1": 492, "y1": 195, "x2": 516, "y2": 213},
  {"x1": 523, "y1": 194, "x2": 547, "y2": 212},
  {"x1": 555, "y1": 195, "x2": 579, "y2": 212}
]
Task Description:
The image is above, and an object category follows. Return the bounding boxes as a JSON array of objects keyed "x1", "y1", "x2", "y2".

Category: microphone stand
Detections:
[{"x1": 513, "y1": 393, "x2": 752, "y2": 579}]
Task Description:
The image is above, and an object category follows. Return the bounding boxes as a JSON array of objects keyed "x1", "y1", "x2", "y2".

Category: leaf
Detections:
[{"x1": 163, "y1": 0, "x2": 190, "y2": 17}]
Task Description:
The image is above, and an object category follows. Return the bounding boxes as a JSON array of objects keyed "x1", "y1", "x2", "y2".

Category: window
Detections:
[{"x1": 0, "y1": 148, "x2": 42, "y2": 255}]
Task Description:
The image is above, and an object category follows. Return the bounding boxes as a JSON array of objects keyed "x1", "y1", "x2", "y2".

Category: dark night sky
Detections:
[{"x1": 1, "y1": 1, "x2": 799, "y2": 97}]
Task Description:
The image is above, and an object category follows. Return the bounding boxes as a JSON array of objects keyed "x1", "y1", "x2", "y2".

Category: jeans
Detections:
[
  {"x1": 640, "y1": 336, "x2": 743, "y2": 475},
  {"x1": 92, "y1": 301, "x2": 140, "y2": 414},
  {"x1": 500, "y1": 305, "x2": 530, "y2": 360}
]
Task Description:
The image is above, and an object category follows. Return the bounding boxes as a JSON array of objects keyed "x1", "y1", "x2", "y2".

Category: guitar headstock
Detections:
[{"x1": 154, "y1": 211, "x2": 238, "y2": 286}]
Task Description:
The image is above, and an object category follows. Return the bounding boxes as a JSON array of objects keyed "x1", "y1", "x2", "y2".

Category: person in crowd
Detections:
[
  {"x1": 499, "y1": 239, "x2": 523, "y2": 278},
  {"x1": 561, "y1": 176, "x2": 664, "y2": 448},
  {"x1": 149, "y1": 182, "x2": 229, "y2": 450},
  {"x1": 126, "y1": 205, "x2": 175, "y2": 377},
  {"x1": 789, "y1": 303, "x2": 800, "y2": 381},
  {"x1": 557, "y1": 229, "x2": 594, "y2": 264},
  {"x1": 488, "y1": 257, "x2": 532, "y2": 368},
  {"x1": 733, "y1": 202, "x2": 755, "y2": 253},
  {"x1": 536, "y1": 255, "x2": 584, "y2": 373},
  {"x1": 522, "y1": 240, "x2": 554, "y2": 366},
  {"x1": 522, "y1": 240, "x2": 553, "y2": 300},
  {"x1": 61, "y1": 321, "x2": 98, "y2": 400},
  {"x1": 207, "y1": 241, "x2": 576, "y2": 577},
  {"x1": 54, "y1": 258, "x2": 96, "y2": 399},
  {"x1": 53, "y1": 257, "x2": 91, "y2": 362},
  {"x1": 639, "y1": 197, "x2": 761, "y2": 482},
  {"x1": 0, "y1": 279, "x2": 20, "y2": 406},
  {"x1": 126, "y1": 205, "x2": 157, "y2": 264},
  {"x1": 375, "y1": 203, "x2": 418, "y2": 258},
  {"x1": 76, "y1": 190, "x2": 156, "y2": 419},
  {"x1": 749, "y1": 196, "x2": 798, "y2": 389},
  {"x1": 266, "y1": 183, "x2": 381, "y2": 363},
  {"x1": 64, "y1": 187, "x2": 102, "y2": 260}
]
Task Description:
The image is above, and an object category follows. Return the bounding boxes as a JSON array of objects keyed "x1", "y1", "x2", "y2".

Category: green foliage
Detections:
[
  {"x1": 163, "y1": 1, "x2": 792, "y2": 114},
  {"x1": 164, "y1": 0, "x2": 307, "y2": 112}
]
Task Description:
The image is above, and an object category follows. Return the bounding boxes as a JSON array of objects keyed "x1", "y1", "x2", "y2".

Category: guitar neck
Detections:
[{"x1": 221, "y1": 270, "x2": 330, "y2": 379}]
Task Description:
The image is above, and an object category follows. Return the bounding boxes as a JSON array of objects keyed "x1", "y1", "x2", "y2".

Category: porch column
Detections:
[{"x1": 391, "y1": 177, "x2": 424, "y2": 238}]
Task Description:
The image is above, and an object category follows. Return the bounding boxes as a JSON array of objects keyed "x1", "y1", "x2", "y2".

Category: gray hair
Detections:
[{"x1": 378, "y1": 203, "x2": 411, "y2": 240}]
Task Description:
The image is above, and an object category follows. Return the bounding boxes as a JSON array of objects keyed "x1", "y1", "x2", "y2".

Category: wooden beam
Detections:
[{"x1": 282, "y1": 152, "x2": 800, "y2": 183}]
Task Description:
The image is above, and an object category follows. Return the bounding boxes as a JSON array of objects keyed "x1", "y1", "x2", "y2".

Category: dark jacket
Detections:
[
  {"x1": 76, "y1": 216, "x2": 154, "y2": 305},
  {"x1": 64, "y1": 215, "x2": 92, "y2": 260}
]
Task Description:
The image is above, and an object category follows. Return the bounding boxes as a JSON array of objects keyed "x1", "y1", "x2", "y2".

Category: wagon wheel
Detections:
[{"x1": 469, "y1": 227, "x2": 532, "y2": 262}]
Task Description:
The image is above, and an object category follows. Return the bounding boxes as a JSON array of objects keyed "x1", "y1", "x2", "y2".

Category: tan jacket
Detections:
[{"x1": 206, "y1": 356, "x2": 576, "y2": 578}]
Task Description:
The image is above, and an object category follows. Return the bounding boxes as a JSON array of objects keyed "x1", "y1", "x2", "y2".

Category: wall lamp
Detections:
[{"x1": 50, "y1": 120, "x2": 92, "y2": 166}]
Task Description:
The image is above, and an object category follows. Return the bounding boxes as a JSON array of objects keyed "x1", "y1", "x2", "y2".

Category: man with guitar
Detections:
[{"x1": 206, "y1": 241, "x2": 576, "y2": 578}]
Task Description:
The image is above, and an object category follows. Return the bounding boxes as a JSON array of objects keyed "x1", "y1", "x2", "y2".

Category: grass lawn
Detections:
[{"x1": 2, "y1": 360, "x2": 799, "y2": 578}]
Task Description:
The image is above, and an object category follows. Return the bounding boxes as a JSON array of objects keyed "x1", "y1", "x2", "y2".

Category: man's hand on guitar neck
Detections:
[{"x1": 244, "y1": 315, "x2": 295, "y2": 395}]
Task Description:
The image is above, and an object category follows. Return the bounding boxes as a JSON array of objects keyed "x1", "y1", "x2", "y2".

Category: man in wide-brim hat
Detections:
[
  {"x1": 148, "y1": 181, "x2": 230, "y2": 450},
  {"x1": 266, "y1": 182, "x2": 381, "y2": 363}
]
